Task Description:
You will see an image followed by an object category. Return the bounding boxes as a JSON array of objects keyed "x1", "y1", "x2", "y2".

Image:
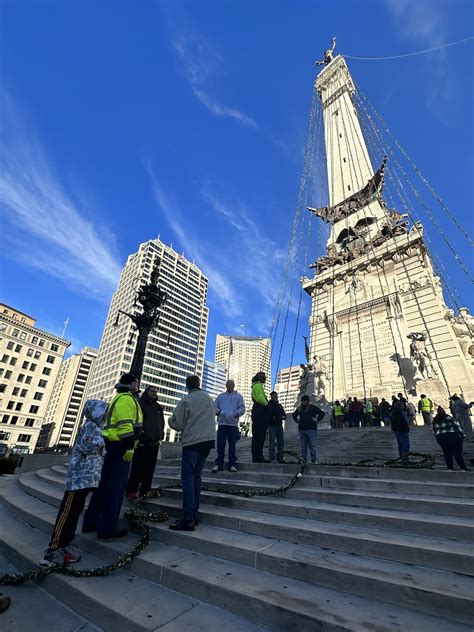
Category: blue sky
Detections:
[{"x1": 1, "y1": 0, "x2": 473, "y2": 373}]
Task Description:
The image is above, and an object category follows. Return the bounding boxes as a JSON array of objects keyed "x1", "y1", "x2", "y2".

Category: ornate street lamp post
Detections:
[{"x1": 113, "y1": 258, "x2": 167, "y2": 380}]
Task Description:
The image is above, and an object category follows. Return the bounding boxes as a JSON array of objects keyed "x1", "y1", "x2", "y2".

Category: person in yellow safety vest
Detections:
[
  {"x1": 332, "y1": 400, "x2": 345, "y2": 429},
  {"x1": 417, "y1": 394, "x2": 433, "y2": 426},
  {"x1": 82, "y1": 373, "x2": 143, "y2": 539}
]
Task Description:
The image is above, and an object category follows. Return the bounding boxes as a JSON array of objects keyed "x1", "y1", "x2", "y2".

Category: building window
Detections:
[
  {"x1": 7, "y1": 401, "x2": 14, "y2": 410},
  {"x1": 42, "y1": 367, "x2": 51, "y2": 376},
  {"x1": 6, "y1": 341, "x2": 14, "y2": 350},
  {"x1": 15, "y1": 344, "x2": 22, "y2": 352},
  {"x1": 33, "y1": 392, "x2": 43, "y2": 401},
  {"x1": 38, "y1": 379, "x2": 47, "y2": 388},
  {"x1": 20, "y1": 389, "x2": 27, "y2": 397},
  {"x1": 46, "y1": 355, "x2": 55, "y2": 364},
  {"x1": 30, "y1": 363, "x2": 37, "y2": 371},
  {"x1": 25, "y1": 376, "x2": 32, "y2": 384},
  {"x1": 22, "y1": 361, "x2": 29, "y2": 369},
  {"x1": 5, "y1": 370, "x2": 12, "y2": 379},
  {"x1": 12, "y1": 329, "x2": 19, "y2": 337},
  {"x1": 1, "y1": 355, "x2": 9, "y2": 363},
  {"x1": 0, "y1": 384, "x2": 5, "y2": 393},
  {"x1": 10, "y1": 416, "x2": 18, "y2": 425},
  {"x1": 9, "y1": 357, "x2": 17, "y2": 366},
  {"x1": 25, "y1": 418, "x2": 35, "y2": 427},
  {"x1": 34, "y1": 351, "x2": 41, "y2": 359},
  {"x1": 31, "y1": 336, "x2": 38, "y2": 344},
  {"x1": 17, "y1": 434, "x2": 31, "y2": 443},
  {"x1": 27, "y1": 349, "x2": 34, "y2": 357},
  {"x1": 29, "y1": 405, "x2": 39, "y2": 414},
  {"x1": 38, "y1": 339, "x2": 45, "y2": 347},
  {"x1": 15, "y1": 402, "x2": 23, "y2": 411},
  {"x1": 0, "y1": 369, "x2": 3, "y2": 377},
  {"x1": 17, "y1": 374, "x2": 24, "y2": 382},
  {"x1": 51, "y1": 344, "x2": 59, "y2": 352},
  {"x1": 12, "y1": 387, "x2": 20, "y2": 396},
  {"x1": 2, "y1": 415, "x2": 9, "y2": 423},
  {"x1": 19, "y1": 332, "x2": 27, "y2": 340}
]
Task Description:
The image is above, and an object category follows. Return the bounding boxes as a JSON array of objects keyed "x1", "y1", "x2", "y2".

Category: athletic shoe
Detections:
[
  {"x1": 126, "y1": 492, "x2": 139, "y2": 501},
  {"x1": 62, "y1": 546, "x2": 81, "y2": 564},
  {"x1": 40, "y1": 548, "x2": 66, "y2": 567},
  {"x1": 229, "y1": 465, "x2": 238, "y2": 472},
  {"x1": 169, "y1": 520, "x2": 194, "y2": 531},
  {"x1": 211, "y1": 465, "x2": 223, "y2": 473}
]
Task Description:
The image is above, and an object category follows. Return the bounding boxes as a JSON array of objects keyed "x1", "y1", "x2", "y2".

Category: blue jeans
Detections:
[
  {"x1": 181, "y1": 444, "x2": 212, "y2": 524},
  {"x1": 215, "y1": 425, "x2": 239, "y2": 469},
  {"x1": 268, "y1": 426, "x2": 284, "y2": 461},
  {"x1": 82, "y1": 441, "x2": 130, "y2": 537},
  {"x1": 299, "y1": 429, "x2": 317, "y2": 463},
  {"x1": 395, "y1": 431, "x2": 410, "y2": 463}
]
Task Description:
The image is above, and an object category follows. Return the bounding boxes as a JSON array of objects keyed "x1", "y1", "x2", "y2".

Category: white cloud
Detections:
[
  {"x1": 0, "y1": 97, "x2": 122, "y2": 301},
  {"x1": 165, "y1": 12, "x2": 257, "y2": 128},
  {"x1": 147, "y1": 165, "x2": 242, "y2": 319}
]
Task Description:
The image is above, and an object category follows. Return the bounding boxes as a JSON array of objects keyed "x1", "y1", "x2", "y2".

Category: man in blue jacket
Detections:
[{"x1": 212, "y1": 379, "x2": 245, "y2": 473}]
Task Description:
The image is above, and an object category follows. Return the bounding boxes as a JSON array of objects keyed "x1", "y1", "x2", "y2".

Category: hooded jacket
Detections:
[{"x1": 65, "y1": 400, "x2": 108, "y2": 491}]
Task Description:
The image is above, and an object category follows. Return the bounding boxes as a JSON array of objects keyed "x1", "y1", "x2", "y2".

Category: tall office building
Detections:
[
  {"x1": 0, "y1": 304, "x2": 69, "y2": 454},
  {"x1": 42, "y1": 346, "x2": 98, "y2": 449},
  {"x1": 214, "y1": 335, "x2": 271, "y2": 418},
  {"x1": 87, "y1": 239, "x2": 209, "y2": 441},
  {"x1": 274, "y1": 365, "x2": 300, "y2": 414},
  {"x1": 202, "y1": 360, "x2": 227, "y2": 400}
]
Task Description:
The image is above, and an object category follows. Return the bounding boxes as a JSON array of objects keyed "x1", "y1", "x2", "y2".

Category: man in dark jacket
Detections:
[
  {"x1": 292, "y1": 395, "x2": 325, "y2": 464},
  {"x1": 251, "y1": 372, "x2": 269, "y2": 463},
  {"x1": 126, "y1": 385, "x2": 165, "y2": 499},
  {"x1": 390, "y1": 395, "x2": 410, "y2": 464},
  {"x1": 267, "y1": 391, "x2": 286, "y2": 463}
]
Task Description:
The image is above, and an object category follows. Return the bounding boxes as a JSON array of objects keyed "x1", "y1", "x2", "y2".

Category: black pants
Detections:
[
  {"x1": 251, "y1": 421, "x2": 267, "y2": 462},
  {"x1": 437, "y1": 433, "x2": 467, "y2": 470},
  {"x1": 49, "y1": 488, "x2": 91, "y2": 550},
  {"x1": 126, "y1": 444, "x2": 159, "y2": 496}
]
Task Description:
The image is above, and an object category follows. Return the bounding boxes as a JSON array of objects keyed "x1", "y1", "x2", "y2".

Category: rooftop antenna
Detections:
[{"x1": 61, "y1": 317, "x2": 70, "y2": 339}]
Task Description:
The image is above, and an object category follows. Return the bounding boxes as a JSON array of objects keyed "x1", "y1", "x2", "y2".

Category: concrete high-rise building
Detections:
[
  {"x1": 274, "y1": 365, "x2": 300, "y2": 414},
  {"x1": 0, "y1": 304, "x2": 69, "y2": 454},
  {"x1": 87, "y1": 239, "x2": 209, "y2": 441},
  {"x1": 42, "y1": 346, "x2": 98, "y2": 449},
  {"x1": 214, "y1": 335, "x2": 271, "y2": 418},
  {"x1": 202, "y1": 360, "x2": 227, "y2": 400}
]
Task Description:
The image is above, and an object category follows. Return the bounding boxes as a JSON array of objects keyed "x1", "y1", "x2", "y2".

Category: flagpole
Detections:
[{"x1": 61, "y1": 317, "x2": 70, "y2": 339}]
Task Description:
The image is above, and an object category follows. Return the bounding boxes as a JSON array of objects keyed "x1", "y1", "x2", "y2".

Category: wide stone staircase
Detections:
[{"x1": 1, "y1": 428, "x2": 473, "y2": 631}]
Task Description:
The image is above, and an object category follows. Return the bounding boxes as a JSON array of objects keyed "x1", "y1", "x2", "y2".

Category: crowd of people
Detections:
[{"x1": 38, "y1": 370, "x2": 473, "y2": 567}]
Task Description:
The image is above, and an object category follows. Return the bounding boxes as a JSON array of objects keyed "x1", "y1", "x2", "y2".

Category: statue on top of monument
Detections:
[
  {"x1": 407, "y1": 332, "x2": 437, "y2": 380},
  {"x1": 316, "y1": 37, "x2": 336, "y2": 66}
]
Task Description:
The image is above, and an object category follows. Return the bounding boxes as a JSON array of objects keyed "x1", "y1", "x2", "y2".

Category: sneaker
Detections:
[
  {"x1": 40, "y1": 548, "x2": 66, "y2": 567},
  {"x1": 169, "y1": 520, "x2": 195, "y2": 532},
  {"x1": 229, "y1": 465, "x2": 238, "y2": 472},
  {"x1": 62, "y1": 546, "x2": 81, "y2": 564},
  {"x1": 97, "y1": 528, "x2": 128, "y2": 540},
  {"x1": 126, "y1": 492, "x2": 139, "y2": 501},
  {"x1": 211, "y1": 465, "x2": 223, "y2": 473}
]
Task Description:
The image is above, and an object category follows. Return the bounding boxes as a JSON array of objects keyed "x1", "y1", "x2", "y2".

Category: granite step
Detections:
[
  {"x1": 0, "y1": 479, "x2": 471, "y2": 631},
  {"x1": 35, "y1": 467, "x2": 474, "y2": 540}
]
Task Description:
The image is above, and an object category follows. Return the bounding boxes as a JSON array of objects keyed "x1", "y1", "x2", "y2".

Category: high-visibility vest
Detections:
[
  {"x1": 102, "y1": 392, "x2": 143, "y2": 442},
  {"x1": 332, "y1": 405, "x2": 344, "y2": 416},
  {"x1": 420, "y1": 398, "x2": 432, "y2": 412}
]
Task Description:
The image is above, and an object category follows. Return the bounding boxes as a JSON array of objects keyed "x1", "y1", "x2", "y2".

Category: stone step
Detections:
[
  {"x1": 0, "y1": 480, "x2": 470, "y2": 632},
  {"x1": 44, "y1": 464, "x2": 474, "y2": 519},
  {"x1": 0, "y1": 486, "x2": 267, "y2": 632},
  {"x1": 39, "y1": 467, "x2": 474, "y2": 537},
  {"x1": 143, "y1": 496, "x2": 474, "y2": 575}
]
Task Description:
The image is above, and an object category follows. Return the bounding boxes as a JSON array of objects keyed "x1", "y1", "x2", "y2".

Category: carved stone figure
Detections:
[
  {"x1": 446, "y1": 308, "x2": 474, "y2": 360},
  {"x1": 387, "y1": 293, "x2": 403, "y2": 318},
  {"x1": 316, "y1": 37, "x2": 336, "y2": 66},
  {"x1": 407, "y1": 332, "x2": 437, "y2": 379},
  {"x1": 313, "y1": 355, "x2": 329, "y2": 396}
]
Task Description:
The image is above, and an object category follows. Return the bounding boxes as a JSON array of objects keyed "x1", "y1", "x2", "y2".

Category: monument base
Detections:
[{"x1": 415, "y1": 377, "x2": 448, "y2": 403}]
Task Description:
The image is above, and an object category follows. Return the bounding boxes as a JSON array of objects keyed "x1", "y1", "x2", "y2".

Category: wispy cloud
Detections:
[
  {"x1": 0, "y1": 97, "x2": 122, "y2": 301},
  {"x1": 164, "y1": 7, "x2": 257, "y2": 129},
  {"x1": 147, "y1": 165, "x2": 242, "y2": 319}
]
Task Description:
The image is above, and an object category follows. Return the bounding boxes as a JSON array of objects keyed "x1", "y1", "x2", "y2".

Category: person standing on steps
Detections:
[
  {"x1": 292, "y1": 395, "x2": 325, "y2": 464},
  {"x1": 377, "y1": 398, "x2": 391, "y2": 427},
  {"x1": 331, "y1": 400, "x2": 345, "y2": 429},
  {"x1": 251, "y1": 372, "x2": 270, "y2": 463},
  {"x1": 41, "y1": 399, "x2": 108, "y2": 566},
  {"x1": 432, "y1": 405, "x2": 470, "y2": 471},
  {"x1": 82, "y1": 373, "x2": 143, "y2": 540},
  {"x1": 406, "y1": 400, "x2": 417, "y2": 426},
  {"x1": 126, "y1": 385, "x2": 165, "y2": 500},
  {"x1": 266, "y1": 391, "x2": 287, "y2": 463},
  {"x1": 168, "y1": 375, "x2": 216, "y2": 531},
  {"x1": 211, "y1": 379, "x2": 245, "y2": 473},
  {"x1": 418, "y1": 394, "x2": 434, "y2": 426},
  {"x1": 450, "y1": 394, "x2": 474, "y2": 438},
  {"x1": 390, "y1": 395, "x2": 410, "y2": 464}
]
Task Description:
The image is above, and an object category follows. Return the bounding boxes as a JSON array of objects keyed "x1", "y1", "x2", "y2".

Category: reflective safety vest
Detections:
[
  {"x1": 420, "y1": 398, "x2": 432, "y2": 412},
  {"x1": 332, "y1": 405, "x2": 344, "y2": 416},
  {"x1": 102, "y1": 392, "x2": 143, "y2": 442}
]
